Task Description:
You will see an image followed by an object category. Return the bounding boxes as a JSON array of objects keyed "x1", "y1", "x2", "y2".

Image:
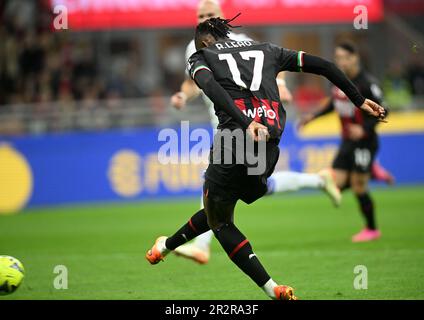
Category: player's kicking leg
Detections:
[
  {"x1": 203, "y1": 189, "x2": 297, "y2": 300},
  {"x1": 266, "y1": 170, "x2": 341, "y2": 207},
  {"x1": 145, "y1": 208, "x2": 210, "y2": 265},
  {"x1": 172, "y1": 194, "x2": 212, "y2": 264},
  {"x1": 145, "y1": 202, "x2": 297, "y2": 299}
]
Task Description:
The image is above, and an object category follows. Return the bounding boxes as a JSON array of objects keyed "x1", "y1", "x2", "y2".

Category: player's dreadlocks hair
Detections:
[{"x1": 195, "y1": 13, "x2": 242, "y2": 50}]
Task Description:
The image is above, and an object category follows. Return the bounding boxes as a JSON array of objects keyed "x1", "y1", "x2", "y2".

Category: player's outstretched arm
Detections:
[
  {"x1": 301, "y1": 54, "x2": 386, "y2": 121},
  {"x1": 298, "y1": 98, "x2": 335, "y2": 129}
]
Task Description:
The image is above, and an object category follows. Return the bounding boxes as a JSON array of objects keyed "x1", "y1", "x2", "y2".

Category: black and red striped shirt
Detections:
[{"x1": 320, "y1": 70, "x2": 384, "y2": 140}]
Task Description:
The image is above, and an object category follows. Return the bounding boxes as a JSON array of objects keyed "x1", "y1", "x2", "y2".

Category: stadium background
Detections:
[
  {"x1": 0, "y1": 0, "x2": 423, "y2": 300},
  {"x1": 1, "y1": 0, "x2": 424, "y2": 211}
]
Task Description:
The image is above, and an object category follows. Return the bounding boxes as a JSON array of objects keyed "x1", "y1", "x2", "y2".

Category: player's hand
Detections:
[
  {"x1": 278, "y1": 83, "x2": 293, "y2": 103},
  {"x1": 247, "y1": 121, "x2": 270, "y2": 142},
  {"x1": 347, "y1": 124, "x2": 365, "y2": 141},
  {"x1": 171, "y1": 92, "x2": 187, "y2": 110},
  {"x1": 359, "y1": 99, "x2": 387, "y2": 122}
]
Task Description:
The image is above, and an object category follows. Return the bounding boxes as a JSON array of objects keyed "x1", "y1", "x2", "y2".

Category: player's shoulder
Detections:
[
  {"x1": 188, "y1": 48, "x2": 205, "y2": 63},
  {"x1": 185, "y1": 39, "x2": 197, "y2": 60},
  {"x1": 230, "y1": 39, "x2": 278, "y2": 52},
  {"x1": 186, "y1": 39, "x2": 195, "y2": 50},
  {"x1": 246, "y1": 41, "x2": 283, "y2": 52},
  {"x1": 361, "y1": 70, "x2": 382, "y2": 89},
  {"x1": 187, "y1": 49, "x2": 210, "y2": 78},
  {"x1": 360, "y1": 70, "x2": 380, "y2": 86},
  {"x1": 252, "y1": 42, "x2": 285, "y2": 58},
  {"x1": 359, "y1": 70, "x2": 384, "y2": 100}
]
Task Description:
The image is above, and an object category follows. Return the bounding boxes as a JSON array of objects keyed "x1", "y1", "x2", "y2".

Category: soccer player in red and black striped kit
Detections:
[
  {"x1": 146, "y1": 18, "x2": 386, "y2": 299},
  {"x1": 301, "y1": 42, "x2": 387, "y2": 242}
]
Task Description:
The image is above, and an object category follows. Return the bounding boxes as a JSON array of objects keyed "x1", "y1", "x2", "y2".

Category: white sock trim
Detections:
[
  {"x1": 261, "y1": 278, "x2": 278, "y2": 299},
  {"x1": 159, "y1": 237, "x2": 170, "y2": 256}
]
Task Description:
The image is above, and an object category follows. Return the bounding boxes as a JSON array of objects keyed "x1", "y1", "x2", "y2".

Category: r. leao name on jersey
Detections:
[
  {"x1": 215, "y1": 40, "x2": 254, "y2": 50},
  {"x1": 332, "y1": 86, "x2": 356, "y2": 117}
]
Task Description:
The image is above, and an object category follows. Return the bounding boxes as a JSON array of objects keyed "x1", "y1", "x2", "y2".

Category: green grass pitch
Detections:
[{"x1": 1, "y1": 186, "x2": 423, "y2": 300}]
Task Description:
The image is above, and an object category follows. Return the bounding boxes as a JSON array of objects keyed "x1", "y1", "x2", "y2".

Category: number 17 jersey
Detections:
[{"x1": 188, "y1": 39, "x2": 304, "y2": 141}]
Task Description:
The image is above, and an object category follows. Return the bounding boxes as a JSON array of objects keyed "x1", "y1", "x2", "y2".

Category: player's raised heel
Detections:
[
  {"x1": 274, "y1": 285, "x2": 298, "y2": 300},
  {"x1": 173, "y1": 243, "x2": 210, "y2": 264},
  {"x1": 146, "y1": 236, "x2": 168, "y2": 265},
  {"x1": 371, "y1": 162, "x2": 395, "y2": 185}
]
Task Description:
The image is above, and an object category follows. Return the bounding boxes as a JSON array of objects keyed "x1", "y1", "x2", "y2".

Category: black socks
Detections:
[
  {"x1": 357, "y1": 192, "x2": 376, "y2": 230},
  {"x1": 213, "y1": 223, "x2": 270, "y2": 287},
  {"x1": 165, "y1": 209, "x2": 210, "y2": 250},
  {"x1": 164, "y1": 211, "x2": 272, "y2": 288}
]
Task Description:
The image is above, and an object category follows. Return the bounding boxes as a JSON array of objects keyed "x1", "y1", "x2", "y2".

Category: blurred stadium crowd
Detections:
[
  {"x1": 0, "y1": 0, "x2": 170, "y2": 133},
  {"x1": 0, "y1": 0, "x2": 423, "y2": 135}
]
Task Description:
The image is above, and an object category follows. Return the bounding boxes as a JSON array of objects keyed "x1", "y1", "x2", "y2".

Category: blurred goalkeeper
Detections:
[{"x1": 146, "y1": 16, "x2": 386, "y2": 299}]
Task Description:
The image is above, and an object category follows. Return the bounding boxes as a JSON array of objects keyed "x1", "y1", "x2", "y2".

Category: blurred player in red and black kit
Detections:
[
  {"x1": 146, "y1": 17, "x2": 386, "y2": 299},
  {"x1": 301, "y1": 42, "x2": 391, "y2": 242}
]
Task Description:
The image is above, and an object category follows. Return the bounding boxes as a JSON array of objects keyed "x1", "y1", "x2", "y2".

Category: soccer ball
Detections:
[{"x1": 0, "y1": 256, "x2": 25, "y2": 295}]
